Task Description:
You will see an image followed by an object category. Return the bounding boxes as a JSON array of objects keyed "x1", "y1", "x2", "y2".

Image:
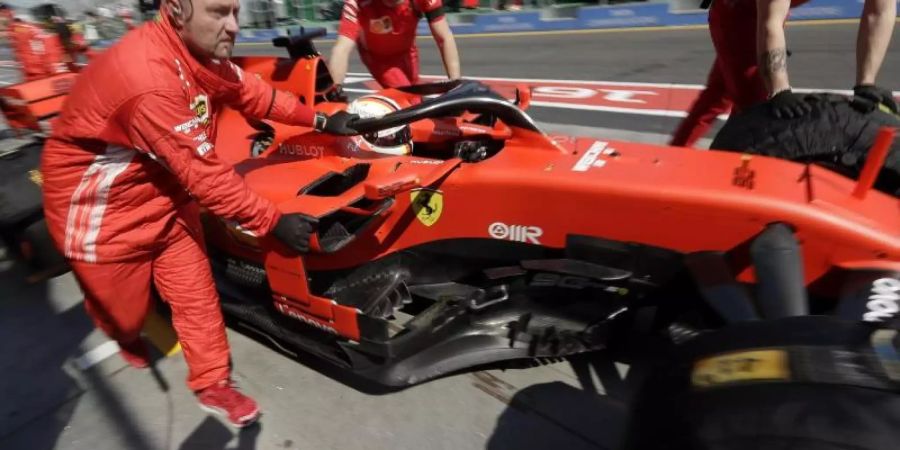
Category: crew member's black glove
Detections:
[
  {"x1": 767, "y1": 89, "x2": 813, "y2": 119},
  {"x1": 324, "y1": 83, "x2": 348, "y2": 103},
  {"x1": 313, "y1": 111, "x2": 360, "y2": 136},
  {"x1": 271, "y1": 213, "x2": 317, "y2": 254},
  {"x1": 851, "y1": 84, "x2": 898, "y2": 114}
]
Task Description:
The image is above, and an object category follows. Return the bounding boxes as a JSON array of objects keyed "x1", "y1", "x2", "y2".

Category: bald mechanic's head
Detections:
[{"x1": 166, "y1": 0, "x2": 239, "y2": 60}]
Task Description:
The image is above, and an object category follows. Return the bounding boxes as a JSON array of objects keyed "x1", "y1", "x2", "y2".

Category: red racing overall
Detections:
[
  {"x1": 41, "y1": 14, "x2": 316, "y2": 391},
  {"x1": 670, "y1": 0, "x2": 810, "y2": 147}
]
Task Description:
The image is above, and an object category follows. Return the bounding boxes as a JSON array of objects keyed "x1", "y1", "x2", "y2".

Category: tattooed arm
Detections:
[{"x1": 756, "y1": 0, "x2": 793, "y2": 96}]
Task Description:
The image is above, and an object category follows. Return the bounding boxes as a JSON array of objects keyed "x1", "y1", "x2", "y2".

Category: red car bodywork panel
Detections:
[{"x1": 14, "y1": 50, "x2": 897, "y2": 343}]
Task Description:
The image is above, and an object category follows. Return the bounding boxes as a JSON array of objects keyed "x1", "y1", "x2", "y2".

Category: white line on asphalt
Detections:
[
  {"x1": 344, "y1": 87, "x2": 702, "y2": 119},
  {"x1": 345, "y1": 73, "x2": 897, "y2": 96},
  {"x1": 74, "y1": 340, "x2": 120, "y2": 371},
  {"x1": 345, "y1": 72, "x2": 708, "y2": 89},
  {"x1": 530, "y1": 100, "x2": 689, "y2": 117}
]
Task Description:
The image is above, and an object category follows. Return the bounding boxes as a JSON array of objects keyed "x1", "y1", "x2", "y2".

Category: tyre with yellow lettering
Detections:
[{"x1": 623, "y1": 316, "x2": 900, "y2": 450}]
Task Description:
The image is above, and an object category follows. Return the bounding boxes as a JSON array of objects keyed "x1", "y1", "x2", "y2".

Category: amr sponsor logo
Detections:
[{"x1": 488, "y1": 221, "x2": 543, "y2": 245}]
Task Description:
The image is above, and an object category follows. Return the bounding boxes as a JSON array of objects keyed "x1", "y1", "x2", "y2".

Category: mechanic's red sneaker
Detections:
[
  {"x1": 197, "y1": 381, "x2": 261, "y2": 428},
  {"x1": 118, "y1": 338, "x2": 150, "y2": 369}
]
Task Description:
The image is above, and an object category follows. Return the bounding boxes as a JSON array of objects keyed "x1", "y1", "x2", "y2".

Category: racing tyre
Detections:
[
  {"x1": 623, "y1": 316, "x2": 900, "y2": 450},
  {"x1": 710, "y1": 93, "x2": 900, "y2": 196}
]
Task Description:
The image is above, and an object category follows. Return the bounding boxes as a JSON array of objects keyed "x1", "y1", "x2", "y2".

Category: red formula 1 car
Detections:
[
  {"x1": 1, "y1": 29, "x2": 897, "y2": 386},
  {"x1": 196, "y1": 30, "x2": 900, "y2": 387}
]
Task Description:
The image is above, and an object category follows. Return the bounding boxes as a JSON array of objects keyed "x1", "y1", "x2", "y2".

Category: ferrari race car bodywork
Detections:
[
  {"x1": 0, "y1": 73, "x2": 75, "y2": 279},
  {"x1": 1, "y1": 30, "x2": 898, "y2": 387},
  {"x1": 198, "y1": 32, "x2": 900, "y2": 386}
]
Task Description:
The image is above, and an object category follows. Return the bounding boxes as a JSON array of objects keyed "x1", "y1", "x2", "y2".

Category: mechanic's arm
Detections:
[
  {"x1": 429, "y1": 18, "x2": 460, "y2": 80},
  {"x1": 757, "y1": 0, "x2": 811, "y2": 118},
  {"x1": 329, "y1": 36, "x2": 356, "y2": 86},
  {"x1": 329, "y1": 0, "x2": 363, "y2": 86},
  {"x1": 756, "y1": 0, "x2": 792, "y2": 96},
  {"x1": 125, "y1": 91, "x2": 280, "y2": 235},
  {"x1": 853, "y1": 0, "x2": 898, "y2": 112},
  {"x1": 124, "y1": 92, "x2": 315, "y2": 252},
  {"x1": 224, "y1": 62, "x2": 358, "y2": 134},
  {"x1": 223, "y1": 61, "x2": 315, "y2": 126}
]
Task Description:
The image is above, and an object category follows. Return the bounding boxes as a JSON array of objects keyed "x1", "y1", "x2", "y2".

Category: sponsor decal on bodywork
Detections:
[
  {"x1": 408, "y1": 159, "x2": 443, "y2": 165},
  {"x1": 732, "y1": 154, "x2": 755, "y2": 190},
  {"x1": 488, "y1": 222, "x2": 543, "y2": 245},
  {"x1": 572, "y1": 141, "x2": 614, "y2": 171},
  {"x1": 275, "y1": 301, "x2": 339, "y2": 336},
  {"x1": 278, "y1": 143, "x2": 324, "y2": 157},
  {"x1": 410, "y1": 189, "x2": 443, "y2": 227}
]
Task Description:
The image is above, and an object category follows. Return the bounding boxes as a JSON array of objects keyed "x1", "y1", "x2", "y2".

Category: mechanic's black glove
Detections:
[
  {"x1": 324, "y1": 83, "x2": 348, "y2": 103},
  {"x1": 851, "y1": 84, "x2": 898, "y2": 114},
  {"x1": 767, "y1": 89, "x2": 813, "y2": 119},
  {"x1": 271, "y1": 213, "x2": 317, "y2": 254},
  {"x1": 314, "y1": 111, "x2": 360, "y2": 136}
]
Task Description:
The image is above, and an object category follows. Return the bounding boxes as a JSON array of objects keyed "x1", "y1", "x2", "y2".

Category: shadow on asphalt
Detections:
[
  {"x1": 484, "y1": 345, "x2": 664, "y2": 450},
  {"x1": 0, "y1": 261, "x2": 157, "y2": 450},
  {"x1": 178, "y1": 417, "x2": 262, "y2": 450}
]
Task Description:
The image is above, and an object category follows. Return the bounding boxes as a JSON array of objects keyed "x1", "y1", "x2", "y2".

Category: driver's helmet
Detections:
[{"x1": 346, "y1": 95, "x2": 412, "y2": 156}]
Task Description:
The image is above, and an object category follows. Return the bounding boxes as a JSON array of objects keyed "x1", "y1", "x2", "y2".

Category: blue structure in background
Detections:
[{"x1": 219, "y1": 0, "x2": 868, "y2": 43}]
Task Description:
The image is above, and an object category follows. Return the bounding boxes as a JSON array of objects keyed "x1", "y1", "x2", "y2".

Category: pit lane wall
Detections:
[{"x1": 234, "y1": 0, "x2": 876, "y2": 43}]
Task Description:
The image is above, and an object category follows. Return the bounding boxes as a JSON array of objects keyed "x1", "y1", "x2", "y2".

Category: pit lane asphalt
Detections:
[
  {"x1": 0, "y1": 20, "x2": 894, "y2": 450},
  {"x1": 236, "y1": 21, "x2": 900, "y2": 139}
]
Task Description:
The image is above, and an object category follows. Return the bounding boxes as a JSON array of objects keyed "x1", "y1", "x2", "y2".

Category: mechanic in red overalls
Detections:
[
  {"x1": 669, "y1": 0, "x2": 810, "y2": 147},
  {"x1": 6, "y1": 13, "x2": 69, "y2": 81},
  {"x1": 328, "y1": 0, "x2": 461, "y2": 92},
  {"x1": 40, "y1": 0, "x2": 358, "y2": 428},
  {"x1": 672, "y1": 0, "x2": 897, "y2": 148}
]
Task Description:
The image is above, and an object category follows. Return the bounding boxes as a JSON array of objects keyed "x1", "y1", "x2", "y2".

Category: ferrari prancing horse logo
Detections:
[{"x1": 410, "y1": 189, "x2": 443, "y2": 227}]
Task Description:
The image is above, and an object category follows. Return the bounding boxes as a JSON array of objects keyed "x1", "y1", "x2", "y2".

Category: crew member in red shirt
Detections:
[
  {"x1": 328, "y1": 0, "x2": 461, "y2": 91},
  {"x1": 669, "y1": 0, "x2": 810, "y2": 147}
]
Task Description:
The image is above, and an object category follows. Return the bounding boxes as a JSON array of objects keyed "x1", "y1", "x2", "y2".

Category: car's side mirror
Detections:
[{"x1": 272, "y1": 27, "x2": 327, "y2": 60}]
